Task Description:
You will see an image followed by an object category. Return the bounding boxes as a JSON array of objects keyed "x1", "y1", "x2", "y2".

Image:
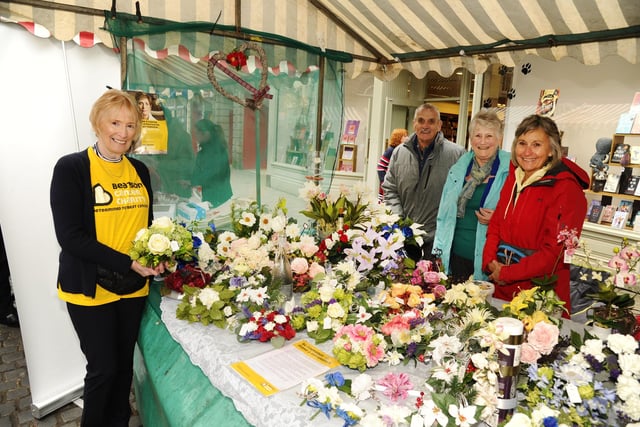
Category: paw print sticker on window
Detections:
[
  {"x1": 521, "y1": 63, "x2": 532, "y2": 75},
  {"x1": 507, "y1": 88, "x2": 516, "y2": 100}
]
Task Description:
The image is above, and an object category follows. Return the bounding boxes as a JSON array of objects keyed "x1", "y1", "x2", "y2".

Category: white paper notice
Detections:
[{"x1": 231, "y1": 340, "x2": 339, "y2": 395}]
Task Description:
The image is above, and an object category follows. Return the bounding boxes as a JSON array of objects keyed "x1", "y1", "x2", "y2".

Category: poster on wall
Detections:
[
  {"x1": 127, "y1": 91, "x2": 168, "y2": 154},
  {"x1": 536, "y1": 89, "x2": 560, "y2": 117},
  {"x1": 341, "y1": 119, "x2": 360, "y2": 143}
]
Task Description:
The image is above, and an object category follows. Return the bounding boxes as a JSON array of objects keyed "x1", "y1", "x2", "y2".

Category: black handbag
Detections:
[{"x1": 96, "y1": 265, "x2": 147, "y2": 295}]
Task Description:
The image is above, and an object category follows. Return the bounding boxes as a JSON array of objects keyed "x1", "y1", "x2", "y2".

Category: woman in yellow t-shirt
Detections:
[{"x1": 50, "y1": 89, "x2": 166, "y2": 426}]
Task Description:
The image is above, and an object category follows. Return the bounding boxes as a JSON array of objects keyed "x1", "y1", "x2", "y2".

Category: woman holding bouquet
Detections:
[
  {"x1": 50, "y1": 89, "x2": 165, "y2": 426},
  {"x1": 482, "y1": 114, "x2": 589, "y2": 314}
]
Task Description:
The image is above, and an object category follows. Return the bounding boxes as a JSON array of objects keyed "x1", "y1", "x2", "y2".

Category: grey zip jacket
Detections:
[{"x1": 382, "y1": 131, "x2": 465, "y2": 246}]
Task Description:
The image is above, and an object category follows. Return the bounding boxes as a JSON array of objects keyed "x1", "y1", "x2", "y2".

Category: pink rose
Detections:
[
  {"x1": 432, "y1": 284, "x2": 447, "y2": 299},
  {"x1": 307, "y1": 262, "x2": 325, "y2": 278},
  {"x1": 526, "y1": 321, "x2": 559, "y2": 355},
  {"x1": 520, "y1": 342, "x2": 541, "y2": 364},
  {"x1": 422, "y1": 271, "x2": 442, "y2": 284},
  {"x1": 290, "y1": 257, "x2": 309, "y2": 275}
]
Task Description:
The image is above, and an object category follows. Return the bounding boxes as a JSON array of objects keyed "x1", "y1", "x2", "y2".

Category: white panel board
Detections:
[{"x1": 0, "y1": 23, "x2": 120, "y2": 417}]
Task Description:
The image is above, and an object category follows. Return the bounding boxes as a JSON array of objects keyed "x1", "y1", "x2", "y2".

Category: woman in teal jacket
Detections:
[{"x1": 433, "y1": 110, "x2": 510, "y2": 283}]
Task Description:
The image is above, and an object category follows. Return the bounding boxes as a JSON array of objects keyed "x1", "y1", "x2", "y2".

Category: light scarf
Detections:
[
  {"x1": 501, "y1": 163, "x2": 553, "y2": 218},
  {"x1": 457, "y1": 153, "x2": 497, "y2": 218}
]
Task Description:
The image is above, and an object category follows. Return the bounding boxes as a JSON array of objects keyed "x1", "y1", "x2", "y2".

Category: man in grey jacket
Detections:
[{"x1": 382, "y1": 103, "x2": 465, "y2": 258}]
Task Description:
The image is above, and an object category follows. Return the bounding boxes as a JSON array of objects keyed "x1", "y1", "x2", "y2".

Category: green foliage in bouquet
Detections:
[
  {"x1": 298, "y1": 181, "x2": 371, "y2": 233},
  {"x1": 129, "y1": 216, "x2": 195, "y2": 268},
  {"x1": 176, "y1": 284, "x2": 240, "y2": 329},
  {"x1": 230, "y1": 197, "x2": 290, "y2": 239}
]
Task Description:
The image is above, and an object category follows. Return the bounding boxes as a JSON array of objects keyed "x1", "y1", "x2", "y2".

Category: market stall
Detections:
[
  {"x1": 2, "y1": 1, "x2": 640, "y2": 421},
  {"x1": 127, "y1": 191, "x2": 639, "y2": 427}
]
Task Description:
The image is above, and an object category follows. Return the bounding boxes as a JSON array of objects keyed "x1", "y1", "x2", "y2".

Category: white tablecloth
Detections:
[{"x1": 160, "y1": 297, "x2": 431, "y2": 427}]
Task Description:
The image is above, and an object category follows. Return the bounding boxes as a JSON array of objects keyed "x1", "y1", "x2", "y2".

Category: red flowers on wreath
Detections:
[
  {"x1": 226, "y1": 50, "x2": 247, "y2": 70},
  {"x1": 238, "y1": 309, "x2": 296, "y2": 343},
  {"x1": 163, "y1": 264, "x2": 211, "y2": 293}
]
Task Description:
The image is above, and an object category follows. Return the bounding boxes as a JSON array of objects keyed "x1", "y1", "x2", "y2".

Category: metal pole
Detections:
[
  {"x1": 255, "y1": 110, "x2": 261, "y2": 205},
  {"x1": 313, "y1": 56, "x2": 325, "y2": 185}
]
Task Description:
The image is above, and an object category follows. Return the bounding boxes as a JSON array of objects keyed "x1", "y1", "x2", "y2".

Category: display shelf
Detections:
[
  {"x1": 337, "y1": 144, "x2": 357, "y2": 172},
  {"x1": 585, "y1": 189, "x2": 639, "y2": 202},
  {"x1": 608, "y1": 133, "x2": 640, "y2": 167}
]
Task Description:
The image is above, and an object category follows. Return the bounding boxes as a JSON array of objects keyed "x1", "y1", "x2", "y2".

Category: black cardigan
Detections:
[{"x1": 50, "y1": 150, "x2": 153, "y2": 297}]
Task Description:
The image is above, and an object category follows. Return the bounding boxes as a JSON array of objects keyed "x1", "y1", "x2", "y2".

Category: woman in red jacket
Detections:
[{"x1": 483, "y1": 115, "x2": 589, "y2": 314}]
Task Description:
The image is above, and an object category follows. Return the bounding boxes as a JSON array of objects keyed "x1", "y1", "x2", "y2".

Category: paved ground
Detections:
[{"x1": 0, "y1": 324, "x2": 140, "y2": 427}]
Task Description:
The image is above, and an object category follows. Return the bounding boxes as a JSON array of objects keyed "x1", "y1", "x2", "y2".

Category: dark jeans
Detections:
[
  {"x1": 67, "y1": 297, "x2": 146, "y2": 427},
  {"x1": 450, "y1": 252, "x2": 474, "y2": 284}
]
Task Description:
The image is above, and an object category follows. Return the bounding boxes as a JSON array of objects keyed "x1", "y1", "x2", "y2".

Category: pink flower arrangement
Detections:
[
  {"x1": 609, "y1": 244, "x2": 640, "y2": 288},
  {"x1": 332, "y1": 324, "x2": 387, "y2": 372},
  {"x1": 410, "y1": 260, "x2": 447, "y2": 294},
  {"x1": 520, "y1": 321, "x2": 560, "y2": 364},
  {"x1": 376, "y1": 372, "x2": 414, "y2": 402}
]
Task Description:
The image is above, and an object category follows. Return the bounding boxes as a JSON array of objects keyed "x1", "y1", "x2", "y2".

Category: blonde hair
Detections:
[
  {"x1": 389, "y1": 128, "x2": 408, "y2": 147},
  {"x1": 89, "y1": 89, "x2": 142, "y2": 148}
]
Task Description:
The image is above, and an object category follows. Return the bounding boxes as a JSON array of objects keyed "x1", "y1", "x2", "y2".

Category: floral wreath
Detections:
[{"x1": 207, "y1": 42, "x2": 271, "y2": 110}]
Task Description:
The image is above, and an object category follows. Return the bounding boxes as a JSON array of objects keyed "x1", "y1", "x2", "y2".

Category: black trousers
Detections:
[{"x1": 67, "y1": 296, "x2": 146, "y2": 427}]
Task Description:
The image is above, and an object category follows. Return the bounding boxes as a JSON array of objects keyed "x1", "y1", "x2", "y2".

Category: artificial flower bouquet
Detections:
[
  {"x1": 237, "y1": 308, "x2": 296, "y2": 348},
  {"x1": 501, "y1": 286, "x2": 566, "y2": 331},
  {"x1": 175, "y1": 283, "x2": 240, "y2": 329},
  {"x1": 163, "y1": 263, "x2": 211, "y2": 294},
  {"x1": 332, "y1": 324, "x2": 387, "y2": 371},
  {"x1": 512, "y1": 332, "x2": 640, "y2": 426},
  {"x1": 129, "y1": 216, "x2": 195, "y2": 268},
  {"x1": 298, "y1": 181, "x2": 374, "y2": 237}
]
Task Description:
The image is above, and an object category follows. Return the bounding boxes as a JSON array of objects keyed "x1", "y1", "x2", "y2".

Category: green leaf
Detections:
[
  {"x1": 271, "y1": 336, "x2": 285, "y2": 348},
  {"x1": 570, "y1": 330, "x2": 583, "y2": 349}
]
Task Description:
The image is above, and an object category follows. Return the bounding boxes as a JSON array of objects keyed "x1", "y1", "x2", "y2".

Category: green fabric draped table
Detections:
[{"x1": 133, "y1": 283, "x2": 252, "y2": 427}]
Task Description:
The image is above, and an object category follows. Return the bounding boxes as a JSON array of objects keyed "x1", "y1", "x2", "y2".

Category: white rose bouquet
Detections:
[{"x1": 129, "y1": 216, "x2": 195, "y2": 268}]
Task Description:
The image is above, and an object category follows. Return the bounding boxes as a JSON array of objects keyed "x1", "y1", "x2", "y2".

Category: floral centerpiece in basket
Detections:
[{"x1": 129, "y1": 216, "x2": 196, "y2": 268}]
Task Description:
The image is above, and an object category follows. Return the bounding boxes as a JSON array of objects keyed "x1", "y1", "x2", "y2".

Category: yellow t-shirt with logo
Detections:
[{"x1": 58, "y1": 148, "x2": 150, "y2": 306}]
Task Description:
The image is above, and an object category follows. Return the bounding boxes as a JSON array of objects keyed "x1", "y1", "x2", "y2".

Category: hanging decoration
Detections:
[{"x1": 207, "y1": 42, "x2": 273, "y2": 110}]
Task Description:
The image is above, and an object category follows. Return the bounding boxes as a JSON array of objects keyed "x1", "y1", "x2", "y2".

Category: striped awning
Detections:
[{"x1": 2, "y1": 0, "x2": 639, "y2": 79}]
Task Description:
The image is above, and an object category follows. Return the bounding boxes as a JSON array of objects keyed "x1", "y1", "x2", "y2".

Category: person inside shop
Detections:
[
  {"x1": 377, "y1": 128, "x2": 408, "y2": 202},
  {"x1": 50, "y1": 89, "x2": 166, "y2": 426},
  {"x1": 135, "y1": 92, "x2": 157, "y2": 121},
  {"x1": 382, "y1": 103, "x2": 465, "y2": 259},
  {"x1": 155, "y1": 111, "x2": 195, "y2": 198},
  {"x1": 191, "y1": 118, "x2": 233, "y2": 208},
  {"x1": 482, "y1": 114, "x2": 589, "y2": 315},
  {"x1": 0, "y1": 224, "x2": 19, "y2": 328},
  {"x1": 432, "y1": 110, "x2": 511, "y2": 284}
]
